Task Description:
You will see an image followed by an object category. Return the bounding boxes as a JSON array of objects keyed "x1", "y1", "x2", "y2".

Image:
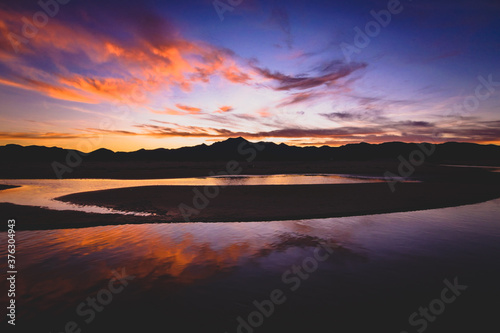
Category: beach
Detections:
[
  {"x1": 56, "y1": 181, "x2": 500, "y2": 219},
  {"x1": 0, "y1": 185, "x2": 19, "y2": 191},
  {"x1": 1, "y1": 180, "x2": 493, "y2": 231}
]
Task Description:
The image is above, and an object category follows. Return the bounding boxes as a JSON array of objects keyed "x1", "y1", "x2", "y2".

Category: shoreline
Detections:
[
  {"x1": 0, "y1": 185, "x2": 20, "y2": 191},
  {"x1": 56, "y1": 182, "x2": 500, "y2": 219},
  {"x1": 1, "y1": 168, "x2": 499, "y2": 231},
  {"x1": 10, "y1": 181, "x2": 488, "y2": 230},
  {"x1": 2, "y1": 193, "x2": 499, "y2": 232}
]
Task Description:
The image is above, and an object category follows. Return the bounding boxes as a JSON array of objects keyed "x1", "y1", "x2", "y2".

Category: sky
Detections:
[{"x1": 0, "y1": 0, "x2": 499, "y2": 151}]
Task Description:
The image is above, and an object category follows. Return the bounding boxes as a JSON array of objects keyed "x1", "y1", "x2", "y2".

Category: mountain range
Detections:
[{"x1": 1, "y1": 137, "x2": 499, "y2": 164}]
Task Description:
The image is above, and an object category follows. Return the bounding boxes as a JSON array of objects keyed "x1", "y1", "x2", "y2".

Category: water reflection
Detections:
[
  {"x1": 0, "y1": 198, "x2": 499, "y2": 328},
  {"x1": 1, "y1": 197, "x2": 499, "y2": 333},
  {"x1": 0, "y1": 220, "x2": 362, "y2": 322}
]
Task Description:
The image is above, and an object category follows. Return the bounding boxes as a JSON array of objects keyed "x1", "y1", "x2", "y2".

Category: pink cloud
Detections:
[{"x1": 0, "y1": 9, "x2": 256, "y2": 105}]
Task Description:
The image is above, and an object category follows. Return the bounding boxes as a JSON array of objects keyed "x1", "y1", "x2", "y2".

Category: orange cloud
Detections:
[
  {"x1": 57, "y1": 76, "x2": 144, "y2": 103},
  {"x1": 257, "y1": 107, "x2": 272, "y2": 117},
  {"x1": 0, "y1": 8, "x2": 256, "y2": 105},
  {"x1": 150, "y1": 108, "x2": 185, "y2": 115},
  {"x1": 175, "y1": 104, "x2": 202, "y2": 113},
  {"x1": 0, "y1": 78, "x2": 97, "y2": 104},
  {"x1": 0, "y1": 131, "x2": 87, "y2": 140},
  {"x1": 215, "y1": 106, "x2": 234, "y2": 113},
  {"x1": 223, "y1": 66, "x2": 252, "y2": 84},
  {"x1": 3, "y1": 118, "x2": 500, "y2": 147},
  {"x1": 72, "y1": 118, "x2": 499, "y2": 145},
  {"x1": 149, "y1": 104, "x2": 204, "y2": 115}
]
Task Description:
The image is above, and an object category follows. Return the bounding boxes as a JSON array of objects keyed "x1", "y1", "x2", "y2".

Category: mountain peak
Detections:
[
  {"x1": 92, "y1": 148, "x2": 114, "y2": 153},
  {"x1": 212, "y1": 137, "x2": 250, "y2": 146},
  {"x1": 226, "y1": 136, "x2": 249, "y2": 143}
]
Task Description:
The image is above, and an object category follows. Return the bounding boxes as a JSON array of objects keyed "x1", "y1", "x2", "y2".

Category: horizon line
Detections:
[{"x1": 1, "y1": 138, "x2": 500, "y2": 154}]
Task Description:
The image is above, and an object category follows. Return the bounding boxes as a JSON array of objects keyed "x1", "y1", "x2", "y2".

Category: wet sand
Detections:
[
  {"x1": 2, "y1": 165, "x2": 499, "y2": 231},
  {"x1": 0, "y1": 202, "x2": 162, "y2": 231},
  {"x1": 0, "y1": 184, "x2": 19, "y2": 191},
  {"x1": 51, "y1": 181, "x2": 500, "y2": 227}
]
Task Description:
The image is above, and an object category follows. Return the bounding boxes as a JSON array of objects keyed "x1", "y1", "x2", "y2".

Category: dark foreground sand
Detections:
[
  {"x1": 47, "y1": 181, "x2": 500, "y2": 228},
  {"x1": 0, "y1": 184, "x2": 19, "y2": 191},
  {"x1": 0, "y1": 203, "x2": 163, "y2": 231},
  {"x1": 2, "y1": 167, "x2": 499, "y2": 231}
]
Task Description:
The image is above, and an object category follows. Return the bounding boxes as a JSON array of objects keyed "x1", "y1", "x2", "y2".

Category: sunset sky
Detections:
[{"x1": 0, "y1": 0, "x2": 499, "y2": 151}]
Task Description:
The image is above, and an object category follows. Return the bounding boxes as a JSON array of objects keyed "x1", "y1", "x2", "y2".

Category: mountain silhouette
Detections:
[{"x1": 1, "y1": 138, "x2": 499, "y2": 164}]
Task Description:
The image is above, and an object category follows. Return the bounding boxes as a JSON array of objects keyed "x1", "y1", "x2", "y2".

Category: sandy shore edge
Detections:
[
  {"x1": 48, "y1": 182, "x2": 500, "y2": 229},
  {"x1": 0, "y1": 185, "x2": 20, "y2": 191}
]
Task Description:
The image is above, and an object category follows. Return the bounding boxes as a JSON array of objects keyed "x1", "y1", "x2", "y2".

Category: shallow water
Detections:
[
  {"x1": 0, "y1": 174, "x2": 382, "y2": 214},
  {"x1": 1, "y1": 198, "x2": 499, "y2": 332}
]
